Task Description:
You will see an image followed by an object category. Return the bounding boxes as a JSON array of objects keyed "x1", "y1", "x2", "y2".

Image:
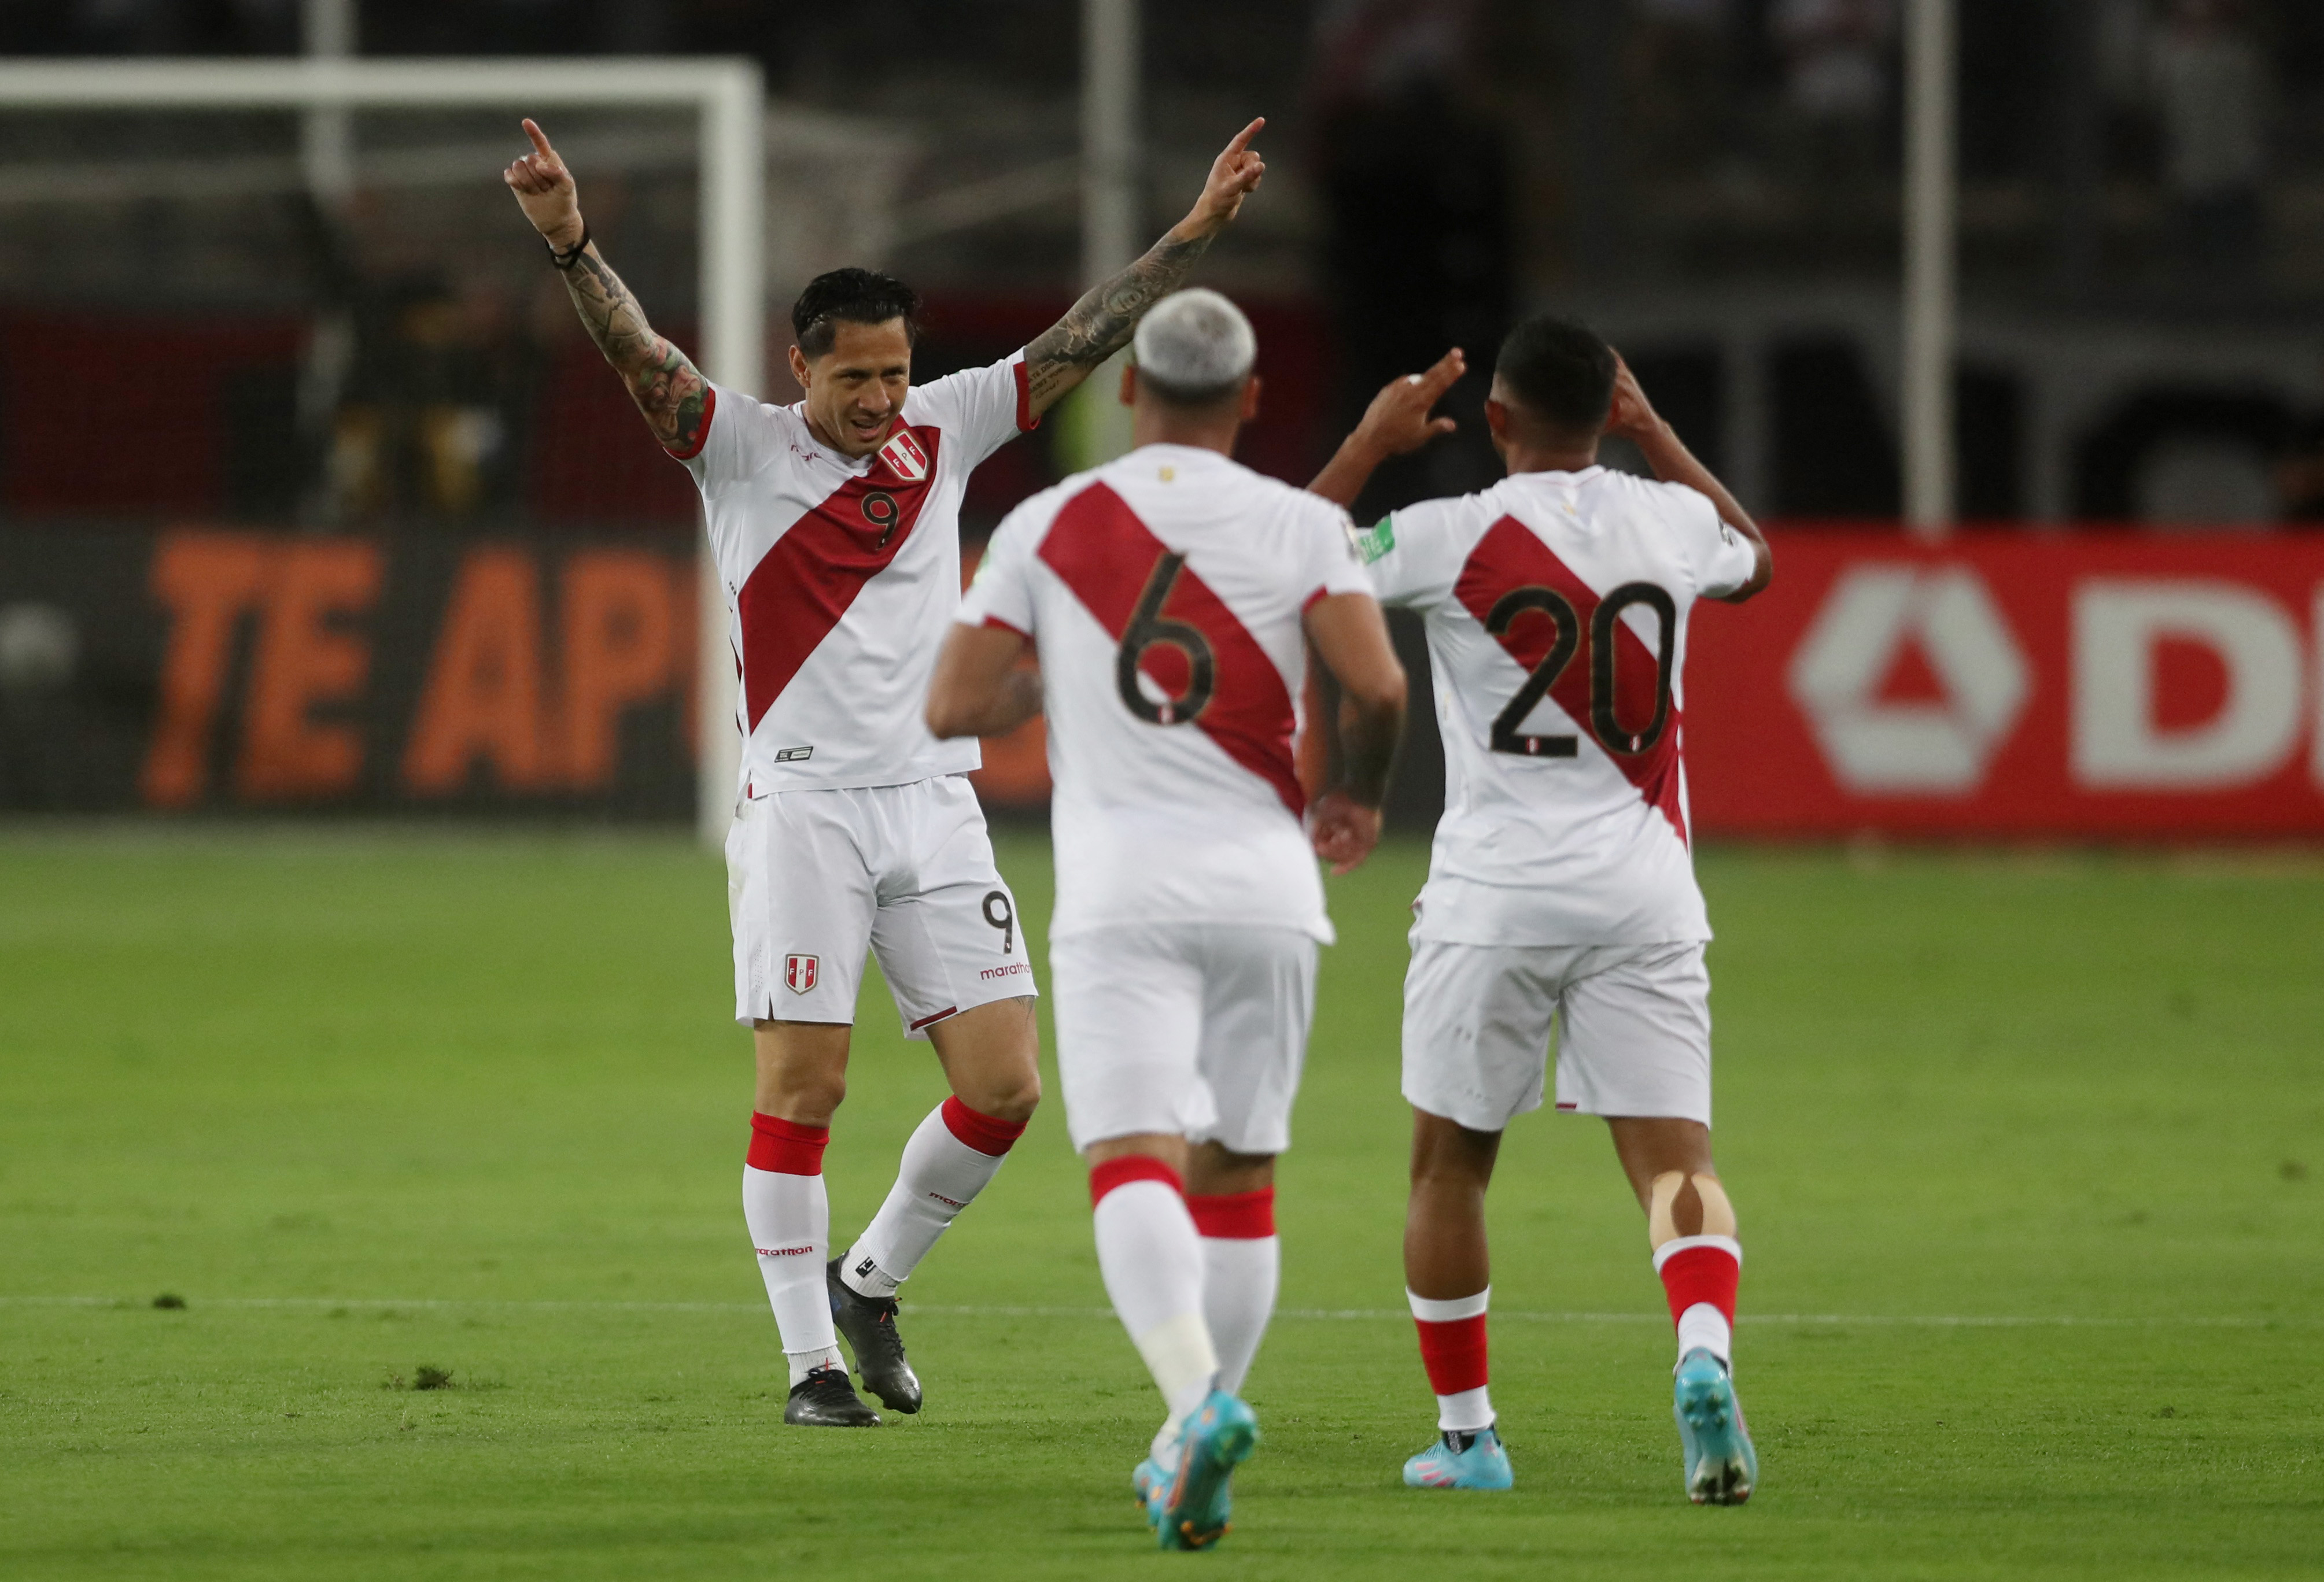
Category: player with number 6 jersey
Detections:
[
  {"x1": 1309, "y1": 314, "x2": 1773, "y2": 1502},
  {"x1": 929, "y1": 290, "x2": 1408, "y2": 1550},
  {"x1": 505, "y1": 114, "x2": 1271, "y2": 1429}
]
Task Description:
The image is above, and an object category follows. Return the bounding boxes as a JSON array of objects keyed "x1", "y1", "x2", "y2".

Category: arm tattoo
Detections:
[
  {"x1": 560, "y1": 247, "x2": 710, "y2": 452},
  {"x1": 1021, "y1": 232, "x2": 1212, "y2": 411}
]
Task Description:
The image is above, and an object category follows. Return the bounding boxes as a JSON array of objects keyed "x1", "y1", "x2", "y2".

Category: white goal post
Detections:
[{"x1": 0, "y1": 57, "x2": 763, "y2": 842}]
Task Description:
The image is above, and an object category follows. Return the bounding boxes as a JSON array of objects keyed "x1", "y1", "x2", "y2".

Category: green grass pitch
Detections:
[{"x1": 2, "y1": 827, "x2": 2320, "y2": 1580}]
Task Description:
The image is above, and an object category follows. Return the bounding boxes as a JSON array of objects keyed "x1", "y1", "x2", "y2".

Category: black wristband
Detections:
[{"x1": 545, "y1": 223, "x2": 591, "y2": 269}]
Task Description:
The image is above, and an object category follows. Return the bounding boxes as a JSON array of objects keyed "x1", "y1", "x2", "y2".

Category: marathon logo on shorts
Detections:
[
  {"x1": 926, "y1": 1191, "x2": 967, "y2": 1209},
  {"x1": 979, "y1": 961, "x2": 1031, "y2": 982},
  {"x1": 785, "y1": 954, "x2": 819, "y2": 995},
  {"x1": 878, "y1": 429, "x2": 929, "y2": 483}
]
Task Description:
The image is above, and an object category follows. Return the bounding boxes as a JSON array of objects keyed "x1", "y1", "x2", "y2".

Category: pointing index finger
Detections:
[
  {"x1": 521, "y1": 118, "x2": 556, "y2": 159},
  {"x1": 1223, "y1": 117, "x2": 1266, "y2": 157}
]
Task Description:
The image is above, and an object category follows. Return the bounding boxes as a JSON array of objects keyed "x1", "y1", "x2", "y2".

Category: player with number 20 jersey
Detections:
[{"x1": 1312, "y1": 314, "x2": 1773, "y2": 1503}]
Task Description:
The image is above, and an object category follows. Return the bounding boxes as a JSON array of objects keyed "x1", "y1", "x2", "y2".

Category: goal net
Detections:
[{"x1": 0, "y1": 59, "x2": 850, "y2": 841}]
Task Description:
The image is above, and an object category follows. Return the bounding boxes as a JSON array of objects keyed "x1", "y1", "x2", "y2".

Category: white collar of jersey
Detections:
[
  {"x1": 787, "y1": 402, "x2": 881, "y2": 474},
  {"x1": 1507, "y1": 464, "x2": 1607, "y2": 484},
  {"x1": 1120, "y1": 441, "x2": 1233, "y2": 469}
]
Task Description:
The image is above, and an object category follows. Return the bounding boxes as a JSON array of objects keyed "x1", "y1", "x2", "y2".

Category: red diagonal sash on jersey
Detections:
[
  {"x1": 735, "y1": 426, "x2": 940, "y2": 731},
  {"x1": 1454, "y1": 515, "x2": 1687, "y2": 844},
  {"x1": 1036, "y1": 481, "x2": 1305, "y2": 815}
]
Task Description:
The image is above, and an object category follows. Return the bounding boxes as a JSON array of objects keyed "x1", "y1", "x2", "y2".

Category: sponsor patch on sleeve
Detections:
[{"x1": 1353, "y1": 516, "x2": 1396, "y2": 564}]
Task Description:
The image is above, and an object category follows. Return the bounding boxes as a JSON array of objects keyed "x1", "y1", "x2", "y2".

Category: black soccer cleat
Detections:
[
  {"x1": 827, "y1": 1257, "x2": 924, "y2": 1414},
  {"x1": 784, "y1": 1365, "x2": 881, "y2": 1428}
]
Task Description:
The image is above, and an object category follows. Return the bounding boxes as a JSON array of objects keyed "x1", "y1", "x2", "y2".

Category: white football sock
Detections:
[
  {"x1": 1093, "y1": 1167, "x2": 1218, "y2": 1424},
  {"x1": 743, "y1": 1113, "x2": 842, "y2": 1386},
  {"x1": 1198, "y1": 1235, "x2": 1278, "y2": 1395},
  {"x1": 1676, "y1": 1302, "x2": 1733, "y2": 1365},
  {"x1": 840, "y1": 1098, "x2": 1024, "y2": 1299}
]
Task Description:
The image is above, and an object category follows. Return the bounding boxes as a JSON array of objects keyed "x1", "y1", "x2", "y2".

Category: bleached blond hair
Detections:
[{"x1": 1132, "y1": 287, "x2": 1257, "y2": 405}]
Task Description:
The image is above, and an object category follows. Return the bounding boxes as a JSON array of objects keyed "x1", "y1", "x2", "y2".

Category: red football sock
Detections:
[
  {"x1": 1408, "y1": 1288, "x2": 1492, "y2": 1432},
  {"x1": 1654, "y1": 1235, "x2": 1740, "y2": 1365}
]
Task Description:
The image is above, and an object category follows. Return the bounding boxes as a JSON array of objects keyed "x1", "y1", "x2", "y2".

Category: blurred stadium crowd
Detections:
[
  {"x1": 6, "y1": 1, "x2": 2324, "y2": 826},
  {"x1": 3, "y1": 1, "x2": 2324, "y2": 535}
]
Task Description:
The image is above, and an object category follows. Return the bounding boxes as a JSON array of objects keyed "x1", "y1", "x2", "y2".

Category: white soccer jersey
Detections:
[
  {"x1": 679, "y1": 354, "x2": 1038, "y2": 796},
  {"x1": 1362, "y1": 466, "x2": 1758, "y2": 945},
  {"x1": 958, "y1": 443, "x2": 1374, "y2": 941}
]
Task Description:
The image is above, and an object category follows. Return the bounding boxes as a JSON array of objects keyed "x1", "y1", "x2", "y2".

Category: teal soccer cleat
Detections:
[
  {"x1": 1133, "y1": 1451, "x2": 1172, "y2": 1528},
  {"x1": 1673, "y1": 1348, "x2": 1757, "y2": 1505},
  {"x1": 1401, "y1": 1426, "x2": 1514, "y2": 1489},
  {"x1": 1156, "y1": 1391, "x2": 1259, "y2": 1550}
]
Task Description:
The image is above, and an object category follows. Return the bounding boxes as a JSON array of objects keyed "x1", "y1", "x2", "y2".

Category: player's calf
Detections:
[
  {"x1": 1186, "y1": 1145, "x2": 1279, "y2": 1397},
  {"x1": 742, "y1": 1111, "x2": 880, "y2": 1426},
  {"x1": 1087, "y1": 1147, "x2": 1268, "y2": 1546},
  {"x1": 1647, "y1": 1169, "x2": 1755, "y2": 1503},
  {"x1": 1650, "y1": 1170, "x2": 1739, "y2": 1366},
  {"x1": 831, "y1": 1096, "x2": 1028, "y2": 1413},
  {"x1": 1401, "y1": 1287, "x2": 1514, "y2": 1489},
  {"x1": 1399, "y1": 1110, "x2": 1508, "y2": 1487}
]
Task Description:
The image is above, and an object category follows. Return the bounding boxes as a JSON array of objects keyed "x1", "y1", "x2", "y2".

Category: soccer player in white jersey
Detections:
[
  {"x1": 504, "y1": 118, "x2": 1270, "y2": 1426},
  {"x1": 925, "y1": 290, "x2": 1408, "y2": 1548},
  {"x1": 1311, "y1": 315, "x2": 1773, "y2": 1501}
]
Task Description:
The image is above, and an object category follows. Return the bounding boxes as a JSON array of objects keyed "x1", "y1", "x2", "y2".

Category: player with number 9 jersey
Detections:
[{"x1": 506, "y1": 113, "x2": 1276, "y2": 1429}]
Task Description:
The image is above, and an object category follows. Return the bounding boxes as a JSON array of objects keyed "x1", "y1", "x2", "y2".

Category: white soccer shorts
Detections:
[
  {"x1": 1401, "y1": 938, "x2": 1714, "y2": 1130},
  {"x1": 724, "y1": 774, "x2": 1036, "y2": 1036},
  {"x1": 1049, "y1": 922, "x2": 1319, "y2": 1156}
]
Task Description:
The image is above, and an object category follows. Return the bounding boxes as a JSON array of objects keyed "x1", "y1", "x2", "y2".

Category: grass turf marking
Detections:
[{"x1": 3, "y1": 1293, "x2": 2311, "y2": 1328}]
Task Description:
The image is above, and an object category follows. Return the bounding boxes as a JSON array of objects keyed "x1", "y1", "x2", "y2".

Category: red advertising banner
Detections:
[{"x1": 1685, "y1": 533, "x2": 2324, "y2": 837}]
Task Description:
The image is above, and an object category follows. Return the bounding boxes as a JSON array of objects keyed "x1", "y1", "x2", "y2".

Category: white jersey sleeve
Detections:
[
  {"x1": 1353, "y1": 507, "x2": 1464, "y2": 611},
  {"x1": 1659, "y1": 480, "x2": 1759, "y2": 600},
  {"x1": 677, "y1": 382, "x2": 779, "y2": 494},
  {"x1": 1305, "y1": 500, "x2": 1378, "y2": 605},
  {"x1": 903, "y1": 352, "x2": 1038, "y2": 471},
  {"x1": 957, "y1": 504, "x2": 1042, "y2": 637}
]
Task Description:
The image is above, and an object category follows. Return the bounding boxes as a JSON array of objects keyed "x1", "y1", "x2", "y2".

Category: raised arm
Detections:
[
  {"x1": 503, "y1": 119, "x2": 710, "y2": 455},
  {"x1": 1019, "y1": 118, "x2": 1270, "y2": 417},
  {"x1": 1307, "y1": 349, "x2": 1468, "y2": 508},
  {"x1": 1606, "y1": 354, "x2": 1772, "y2": 601}
]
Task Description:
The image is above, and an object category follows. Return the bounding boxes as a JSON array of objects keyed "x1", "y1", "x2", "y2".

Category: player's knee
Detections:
[
  {"x1": 1647, "y1": 1170, "x2": 1736, "y2": 1247},
  {"x1": 977, "y1": 1069, "x2": 1041, "y2": 1125},
  {"x1": 1408, "y1": 1112, "x2": 1498, "y2": 1188},
  {"x1": 761, "y1": 1071, "x2": 846, "y2": 1125}
]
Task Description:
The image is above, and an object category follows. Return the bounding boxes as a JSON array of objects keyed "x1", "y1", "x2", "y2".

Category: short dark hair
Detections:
[
  {"x1": 1493, "y1": 314, "x2": 1617, "y2": 431},
  {"x1": 791, "y1": 267, "x2": 920, "y2": 359}
]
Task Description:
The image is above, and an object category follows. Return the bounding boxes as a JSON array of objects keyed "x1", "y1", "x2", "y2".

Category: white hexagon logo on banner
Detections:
[{"x1": 1788, "y1": 565, "x2": 2030, "y2": 794}]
